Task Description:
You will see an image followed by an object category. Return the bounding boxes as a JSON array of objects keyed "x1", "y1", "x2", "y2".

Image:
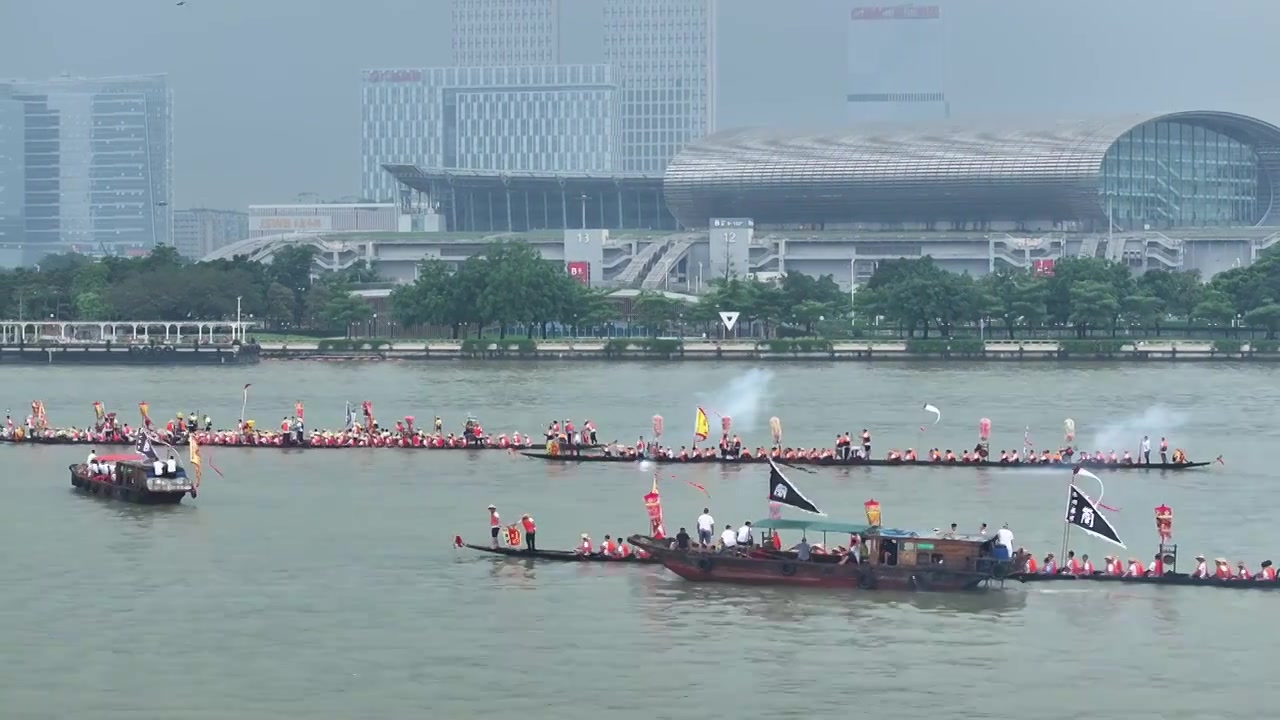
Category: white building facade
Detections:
[
  {"x1": 360, "y1": 65, "x2": 620, "y2": 202},
  {"x1": 247, "y1": 204, "x2": 400, "y2": 240},
  {"x1": 451, "y1": 0, "x2": 561, "y2": 66},
  {"x1": 603, "y1": 0, "x2": 717, "y2": 175},
  {"x1": 0, "y1": 74, "x2": 172, "y2": 262}
]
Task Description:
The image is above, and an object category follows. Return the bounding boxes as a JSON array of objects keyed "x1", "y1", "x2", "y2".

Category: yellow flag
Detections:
[
  {"x1": 694, "y1": 407, "x2": 709, "y2": 442},
  {"x1": 188, "y1": 435, "x2": 203, "y2": 487}
]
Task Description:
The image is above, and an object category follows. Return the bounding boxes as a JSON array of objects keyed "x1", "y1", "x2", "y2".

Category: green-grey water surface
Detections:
[{"x1": 2, "y1": 361, "x2": 1276, "y2": 719}]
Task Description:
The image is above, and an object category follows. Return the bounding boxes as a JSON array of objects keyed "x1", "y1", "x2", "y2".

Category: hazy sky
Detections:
[{"x1": 2, "y1": 0, "x2": 1275, "y2": 209}]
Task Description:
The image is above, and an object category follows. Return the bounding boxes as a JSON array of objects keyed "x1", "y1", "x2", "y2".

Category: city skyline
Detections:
[{"x1": 2, "y1": 0, "x2": 1277, "y2": 209}]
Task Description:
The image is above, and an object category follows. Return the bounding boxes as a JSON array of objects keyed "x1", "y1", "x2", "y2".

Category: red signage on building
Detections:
[
  {"x1": 366, "y1": 69, "x2": 423, "y2": 83},
  {"x1": 1032, "y1": 259, "x2": 1056, "y2": 277},
  {"x1": 567, "y1": 261, "x2": 590, "y2": 286},
  {"x1": 851, "y1": 5, "x2": 939, "y2": 20}
]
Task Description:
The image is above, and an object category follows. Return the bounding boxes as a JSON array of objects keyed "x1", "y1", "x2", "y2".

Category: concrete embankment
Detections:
[{"x1": 255, "y1": 339, "x2": 1279, "y2": 362}]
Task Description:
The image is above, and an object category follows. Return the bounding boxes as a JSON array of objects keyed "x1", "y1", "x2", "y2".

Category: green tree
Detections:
[
  {"x1": 631, "y1": 291, "x2": 685, "y2": 336},
  {"x1": 1190, "y1": 289, "x2": 1235, "y2": 327},
  {"x1": 324, "y1": 291, "x2": 373, "y2": 338},
  {"x1": 265, "y1": 282, "x2": 296, "y2": 328},
  {"x1": 1067, "y1": 281, "x2": 1120, "y2": 337},
  {"x1": 1244, "y1": 303, "x2": 1280, "y2": 339}
]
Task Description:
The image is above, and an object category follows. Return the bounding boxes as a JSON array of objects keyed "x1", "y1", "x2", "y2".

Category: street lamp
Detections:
[
  {"x1": 579, "y1": 194, "x2": 589, "y2": 229},
  {"x1": 236, "y1": 296, "x2": 242, "y2": 343}
]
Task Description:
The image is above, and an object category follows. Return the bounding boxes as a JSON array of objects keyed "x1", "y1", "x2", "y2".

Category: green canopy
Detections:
[
  {"x1": 752, "y1": 518, "x2": 873, "y2": 535},
  {"x1": 752, "y1": 517, "x2": 921, "y2": 538}
]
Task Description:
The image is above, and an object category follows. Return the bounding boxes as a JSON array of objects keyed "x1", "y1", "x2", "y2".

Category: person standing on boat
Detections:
[
  {"x1": 696, "y1": 508, "x2": 715, "y2": 547},
  {"x1": 860, "y1": 429, "x2": 872, "y2": 458},
  {"x1": 488, "y1": 505, "x2": 501, "y2": 548},
  {"x1": 1140, "y1": 436, "x2": 1151, "y2": 464},
  {"x1": 87, "y1": 447, "x2": 97, "y2": 466},
  {"x1": 520, "y1": 514, "x2": 537, "y2": 552},
  {"x1": 993, "y1": 523, "x2": 1014, "y2": 560},
  {"x1": 1159, "y1": 437, "x2": 1169, "y2": 463}
]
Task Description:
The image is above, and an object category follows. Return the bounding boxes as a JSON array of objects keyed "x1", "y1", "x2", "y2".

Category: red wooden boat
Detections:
[{"x1": 628, "y1": 518, "x2": 1019, "y2": 592}]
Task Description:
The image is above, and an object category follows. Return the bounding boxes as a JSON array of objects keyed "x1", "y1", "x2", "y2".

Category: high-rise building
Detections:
[
  {"x1": 0, "y1": 74, "x2": 172, "y2": 263},
  {"x1": 361, "y1": 65, "x2": 620, "y2": 202},
  {"x1": 846, "y1": 4, "x2": 949, "y2": 124},
  {"x1": 173, "y1": 208, "x2": 249, "y2": 259},
  {"x1": 0, "y1": 90, "x2": 24, "y2": 258},
  {"x1": 452, "y1": 0, "x2": 561, "y2": 66},
  {"x1": 603, "y1": 0, "x2": 717, "y2": 175}
]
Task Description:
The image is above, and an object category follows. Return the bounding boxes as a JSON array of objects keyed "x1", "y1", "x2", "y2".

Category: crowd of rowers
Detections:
[
  {"x1": 1019, "y1": 550, "x2": 1278, "y2": 581},
  {"x1": 594, "y1": 431, "x2": 1191, "y2": 465},
  {"x1": 0, "y1": 412, "x2": 552, "y2": 449}
]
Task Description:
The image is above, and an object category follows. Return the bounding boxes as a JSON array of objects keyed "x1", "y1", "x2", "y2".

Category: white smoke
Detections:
[
  {"x1": 697, "y1": 369, "x2": 775, "y2": 433},
  {"x1": 1086, "y1": 405, "x2": 1190, "y2": 453}
]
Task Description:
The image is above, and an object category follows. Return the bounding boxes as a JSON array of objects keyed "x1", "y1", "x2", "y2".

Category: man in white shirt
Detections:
[
  {"x1": 736, "y1": 521, "x2": 754, "y2": 546},
  {"x1": 87, "y1": 448, "x2": 97, "y2": 466},
  {"x1": 994, "y1": 524, "x2": 1014, "y2": 560},
  {"x1": 1140, "y1": 435, "x2": 1151, "y2": 464},
  {"x1": 152, "y1": 459, "x2": 166, "y2": 477},
  {"x1": 719, "y1": 524, "x2": 737, "y2": 550},
  {"x1": 696, "y1": 508, "x2": 715, "y2": 547},
  {"x1": 166, "y1": 456, "x2": 178, "y2": 475}
]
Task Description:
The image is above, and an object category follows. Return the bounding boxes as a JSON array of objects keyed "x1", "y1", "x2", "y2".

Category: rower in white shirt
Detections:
[
  {"x1": 736, "y1": 521, "x2": 754, "y2": 546},
  {"x1": 1191, "y1": 554, "x2": 1209, "y2": 577},
  {"x1": 719, "y1": 524, "x2": 737, "y2": 549}
]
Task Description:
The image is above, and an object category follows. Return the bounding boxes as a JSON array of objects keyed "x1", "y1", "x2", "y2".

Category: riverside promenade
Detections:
[{"x1": 253, "y1": 338, "x2": 1279, "y2": 362}]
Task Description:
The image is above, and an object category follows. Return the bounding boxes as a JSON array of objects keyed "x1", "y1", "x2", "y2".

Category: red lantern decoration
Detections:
[
  {"x1": 864, "y1": 499, "x2": 881, "y2": 526},
  {"x1": 1154, "y1": 504, "x2": 1173, "y2": 542}
]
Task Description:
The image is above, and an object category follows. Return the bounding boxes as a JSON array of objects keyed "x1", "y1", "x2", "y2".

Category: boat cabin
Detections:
[
  {"x1": 112, "y1": 459, "x2": 193, "y2": 493},
  {"x1": 754, "y1": 518, "x2": 999, "y2": 572}
]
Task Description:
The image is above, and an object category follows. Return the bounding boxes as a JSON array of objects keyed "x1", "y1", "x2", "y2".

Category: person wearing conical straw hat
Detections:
[{"x1": 487, "y1": 504, "x2": 500, "y2": 548}]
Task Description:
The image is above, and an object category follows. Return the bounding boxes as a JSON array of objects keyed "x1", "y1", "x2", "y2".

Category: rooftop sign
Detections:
[
  {"x1": 365, "y1": 69, "x2": 423, "y2": 83},
  {"x1": 851, "y1": 5, "x2": 939, "y2": 20}
]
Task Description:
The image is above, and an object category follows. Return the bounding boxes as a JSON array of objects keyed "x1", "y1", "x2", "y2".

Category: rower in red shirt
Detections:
[
  {"x1": 1261, "y1": 560, "x2": 1277, "y2": 581},
  {"x1": 600, "y1": 535, "x2": 617, "y2": 555},
  {"x1": 1236, "y1": 561, "x2": 1252, "y2": 580},
  {"x1": 1080, "y1": 554, "x2": 1094, "y2": 574},
  {"x1": 1064, "y1": 550, "x2": 1082, "y2": 574}
]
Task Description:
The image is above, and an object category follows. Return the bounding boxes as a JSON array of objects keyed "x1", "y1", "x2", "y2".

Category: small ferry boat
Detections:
[
  {"x1": 69, "y1": 454, "x2": 196, "y2": 504},
  {"x1": 629, "y1": 517, "x2": 1017, "y2": 592}
]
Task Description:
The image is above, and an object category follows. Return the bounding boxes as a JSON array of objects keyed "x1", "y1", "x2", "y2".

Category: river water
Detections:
[{"x1": 2, "y1": 361, "x2": 1276, "y2": 719}]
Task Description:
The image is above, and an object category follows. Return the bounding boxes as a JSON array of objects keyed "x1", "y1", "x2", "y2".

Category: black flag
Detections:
[
  {"x1": 767, "y1": 458, "x2": 825, "y2": 515},
  {"x1": 135, "y1": 431, "x2": 158, "y2": 461},
  {"x1": 1066, "y1": 484, "x2": 1125, "y2": 548}
]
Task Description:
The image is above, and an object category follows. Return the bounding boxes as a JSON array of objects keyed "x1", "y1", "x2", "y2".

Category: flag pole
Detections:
[{"x1": 1060, "y1": 476, "x2": 1073, "y2": 564}]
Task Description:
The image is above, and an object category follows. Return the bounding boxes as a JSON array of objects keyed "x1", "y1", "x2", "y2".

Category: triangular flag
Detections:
[
  {"x1": 718, "y1": 311, "x2": 740, "y2": 332},
  {"x1": 766, "y1": 457, "x2": 825, "y2": 515},
  {"x1": 1065, "y1": 484, "x2": 1125, "y2": 548}
]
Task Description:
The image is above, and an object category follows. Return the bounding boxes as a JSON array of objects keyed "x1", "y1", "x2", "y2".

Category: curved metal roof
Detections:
[{"x1": 663, "y1": 111, "x2": 1280, "y2": 228}]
